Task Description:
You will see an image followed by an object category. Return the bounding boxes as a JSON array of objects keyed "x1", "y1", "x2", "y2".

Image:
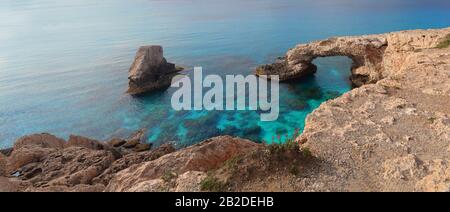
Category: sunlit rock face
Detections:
[
  {"x1": 127, "y1": 46, "x2": 182, "y2": 95},
  {"x1": 256, "y1": 28, "x2": 449, "y2": 87}
]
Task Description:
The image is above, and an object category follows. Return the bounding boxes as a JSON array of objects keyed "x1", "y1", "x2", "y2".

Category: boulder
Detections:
[
  {"x1": 13, "y1": 133, "x2": 65, "y2": 150},
  {"x1": 108, "y1": 138, "x2": 126, "y2": 147},
  {"x1": 133, "y1": 143, "x2": 152, "y2": 152},
  {"x1": 127, "y1": 128, "x2": 147, "y2": 143},
  {"x1": 127, "y1": 46, "x2": 183, "y2": 95},
  {"x1": 105, "y1": 136, "x2": 260, "y2": 192},
  {"x1": 66, "y1": 135, "x2": 105, "y2": 150},
  {"x1": 8, "y1": 145, "x2": 56, "y2": 173},
  {"x1": 122, "y1": 140, "x2": 139, "y2": 149}
]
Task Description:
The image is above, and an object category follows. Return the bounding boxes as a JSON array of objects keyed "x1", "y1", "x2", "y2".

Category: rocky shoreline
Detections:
[
  {"x1": 1, "y1": 27, "x2": 449, "y2": 192},
  {"x1": 0, "y1": 132, "x2": 258, "y2": 192}
]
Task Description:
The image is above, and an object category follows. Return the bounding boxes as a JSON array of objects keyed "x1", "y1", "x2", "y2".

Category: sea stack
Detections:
[{"x1": 127, "y1": 46, "x2": 182, "y2": 95}]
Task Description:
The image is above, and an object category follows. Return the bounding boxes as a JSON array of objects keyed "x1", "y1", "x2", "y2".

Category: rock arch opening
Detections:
[{"x1": 256, "y1": 36, "x2": 388, "y2": 87}]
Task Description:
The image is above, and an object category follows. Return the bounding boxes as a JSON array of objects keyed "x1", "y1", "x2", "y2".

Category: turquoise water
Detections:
[{"x1": 0, "y1": 0, "x2": 449, "y2": 148}]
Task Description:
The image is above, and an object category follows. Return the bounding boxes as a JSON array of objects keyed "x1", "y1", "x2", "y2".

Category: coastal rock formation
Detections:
[
  {"x1": 14, "y1": 133, "x2": 65, "y2": 150},
  {"x1": 66, "y1": 135, "x2": 107, "y2": 150},
  {"x1": 105, "y1": 136, "x2": 259, "y2": 192},
  {"x1": 17, "y1": 146, "x2": 116, "y2": 189},
  {"x1": 127, "y1": 46, "x2": 183, "y2": 95},
  {"x1": 256, "y1": 28, "x2": 449, "y2": 87},
  {"x1": 0, "y1": 132, "x2": 257, "y2": 192},
  {"x1": 291, "y1": 28, "x2": 450, "y2": 191},
  {"x1": 0, "y1": 128, "x2": 180, "y2": 191},
  {"x1": 1, "y1": 28, "x2": 449, "y2": 192},
  {"x1": 92, "y1": 143, "x2": 175, "y2": 185},
  {"x1": 196, "y1": 28, "x2": 449, "y2": 192},
  {"x1": 7, "y1": 133, "x2": 66, "y2": 173}
]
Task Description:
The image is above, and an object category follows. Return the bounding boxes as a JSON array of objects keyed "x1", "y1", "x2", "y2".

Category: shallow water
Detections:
[{"x1": 0, "y1": 0, "x2": 449, "y2": 148}]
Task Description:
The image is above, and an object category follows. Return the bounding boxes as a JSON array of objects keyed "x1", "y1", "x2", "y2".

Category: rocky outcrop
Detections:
[
  {"x1": 13, "y1": 133, "x2": 65, "y2": 150},
  {"x1": 92, "y1": 144, "x2": 175, "y2": 185},
  {"x1": 290, "y1": 28, "x2": 450, "y2": 191},
  {"x1": 195, "y1": 28, "x2": 449, "y2": 192},
  {"x1": 256, "y1": 28, "x2": 450, "y2": 87},
  {"x1": 16, "y1": 147, "x2": 116, "y2": 188},
  {"x1": 66, "y1": 135, "x2": 107, "y2": 150},
  {"x1": 7, "y1": 133, "x2": 66, "y2": 173},
  {"x1": 127, "y1": 46, "x2": 183, "y2": 95},
  {"x1": 0, "y1": 128, "x2": 180, "y2": 192},
  {"x1": 0, "y1": 132, "x2": 257, "y2": 192},
  {"x1": 105, "y1": 136, "x2": 260, "y2": 192}
]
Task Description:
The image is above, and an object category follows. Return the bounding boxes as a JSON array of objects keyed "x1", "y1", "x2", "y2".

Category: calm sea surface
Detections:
[{"x1": 0, "y1": 0, "x2": 449, "y2": 148}]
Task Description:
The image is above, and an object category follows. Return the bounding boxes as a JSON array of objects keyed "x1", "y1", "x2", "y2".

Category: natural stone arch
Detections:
[{"x1": 256, "y1": 35, "x2": 388, "y2": 87}]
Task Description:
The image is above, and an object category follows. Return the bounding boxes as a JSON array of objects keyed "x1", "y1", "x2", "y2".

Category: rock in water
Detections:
[{"x1": 127, "y1": 46, "x2": 182, "y2": 95}]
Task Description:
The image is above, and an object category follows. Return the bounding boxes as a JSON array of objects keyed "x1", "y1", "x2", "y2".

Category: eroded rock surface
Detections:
[
  {"x1": 0, "y1": 129, "x2": 179, "y2": 192},
  {"x1": 105, "y1": 136, "x2": 259, "y2": 192},
  {"x1": 93, "y1": 144, "x2": 175, "y2": 185},
  {"x1": 256, "y1": 28, "x2": 450, "y2": 87},
  {"x1": 127, "y1": 46, "x2": 182, "y2": 95},
  {"x1": 0, "y1": 132, "x2": 257, "y2": 192},
  {"x1": 290, "y1": 28, "x2": 450, "y2": 191}
]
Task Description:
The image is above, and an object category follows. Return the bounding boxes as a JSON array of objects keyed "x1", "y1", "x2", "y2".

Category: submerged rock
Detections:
[{"x1": 127, "y1": 46, "x2": 183, "y2": 95}]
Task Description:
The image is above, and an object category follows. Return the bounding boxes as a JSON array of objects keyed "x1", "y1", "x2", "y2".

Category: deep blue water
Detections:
[{"x1": 0, "y1": 0, "x2": 449, "y2": 148}]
